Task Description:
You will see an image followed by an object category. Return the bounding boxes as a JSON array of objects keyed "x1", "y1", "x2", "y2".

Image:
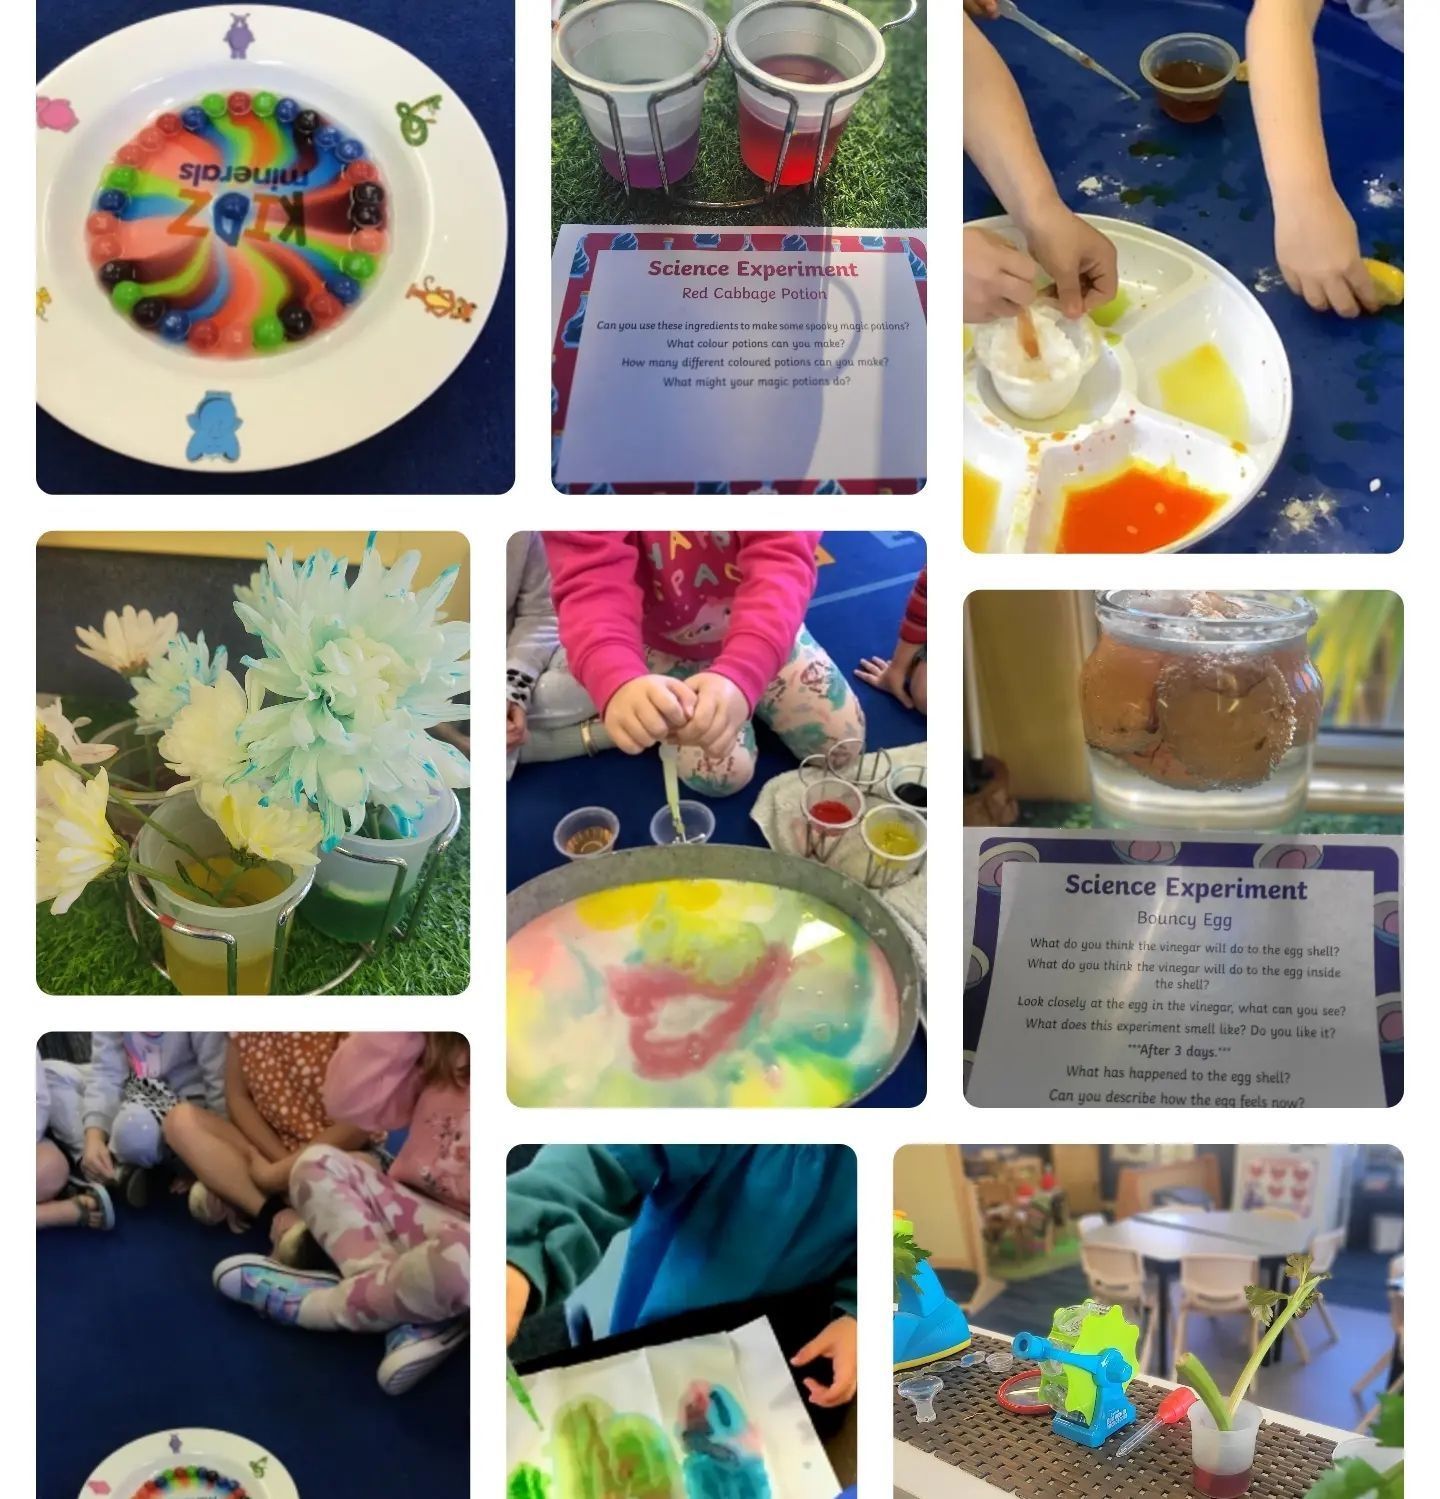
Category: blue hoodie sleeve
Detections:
[{"x1": 506, "y1": 1145, "x2": 667, "y2": 1313}]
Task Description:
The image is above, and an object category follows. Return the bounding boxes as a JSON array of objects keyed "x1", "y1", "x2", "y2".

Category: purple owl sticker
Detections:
[{"x1": 225, "y1": 13, "x2": 254, "y2": 59}]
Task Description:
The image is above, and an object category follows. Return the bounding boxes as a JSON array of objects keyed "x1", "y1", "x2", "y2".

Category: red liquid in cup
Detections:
[
  {"x1": 810, "y1": 798, "x2": 856, "y2": 826},
  {"x1": 1192, "y1": 1464, "x2": 1254, "y2": 1498},
  {"x1": 739, "y1": 54, "x2": 852, "y2": 185}
]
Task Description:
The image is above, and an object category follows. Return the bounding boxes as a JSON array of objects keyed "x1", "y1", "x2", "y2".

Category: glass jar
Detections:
[
  {"x1": 134, "y1": 789, "x2": 311, "y2": 994},
  {"x1": 1080, "y1": 591, "x2": 1321, "y2": 833}
]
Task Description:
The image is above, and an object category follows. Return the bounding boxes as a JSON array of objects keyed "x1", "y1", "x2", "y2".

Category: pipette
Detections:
[
  {"x1": 1113, "y1": 1388, "x2": 1196, "y2": 1459},
  {"x1": 659, "y1": 740, "x2": 685, "y2": 840}
]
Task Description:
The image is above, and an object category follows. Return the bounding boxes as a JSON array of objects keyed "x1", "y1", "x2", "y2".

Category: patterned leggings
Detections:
[
  {"x1": 289, "y1": 1144, "x2": 470, "y2": 1333},
  {"x1": 650, "y1": 626, "x2": 866, "y2": 797}
]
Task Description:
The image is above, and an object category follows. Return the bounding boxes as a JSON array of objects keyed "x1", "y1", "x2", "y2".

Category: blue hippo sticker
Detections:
[{"x1": 186, "y1": 391, "x2": 243, "y2": 462}]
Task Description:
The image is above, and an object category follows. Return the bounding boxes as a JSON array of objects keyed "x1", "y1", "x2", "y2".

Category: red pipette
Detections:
[{"x1": 1113, "y1": 1388, "x2": 1197, "y2": 1459}]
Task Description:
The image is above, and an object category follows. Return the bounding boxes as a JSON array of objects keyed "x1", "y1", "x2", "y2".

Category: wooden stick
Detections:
[{"x1": 1016, "y1": 306, "x2": 1041, "y2": 360}]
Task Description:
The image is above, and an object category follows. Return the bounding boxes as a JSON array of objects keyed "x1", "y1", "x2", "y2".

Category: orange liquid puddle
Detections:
[{"x1": 1058, "y1": 460, "x2": 1225, "y2": 552}]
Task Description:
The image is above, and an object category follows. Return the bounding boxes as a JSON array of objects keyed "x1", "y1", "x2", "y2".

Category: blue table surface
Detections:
[
  {"x1": 37, "y1": 0, "x2": 514, "y2": 494},
  {"x1": 965, "y1": 0, "x2": 1403, "y2": 553}
]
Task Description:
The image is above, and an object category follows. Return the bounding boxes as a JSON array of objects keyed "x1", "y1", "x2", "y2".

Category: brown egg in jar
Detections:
[
  {"x1": 1079, "y1": 633, "x2": 1167, "y2": 755},
  {"x1": 1150, "y1": 655, "x2": 1297, "y2": 788}
]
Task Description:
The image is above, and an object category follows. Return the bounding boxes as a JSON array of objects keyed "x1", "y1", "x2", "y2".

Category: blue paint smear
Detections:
[
  {"x1": 964, "y1": 0, "x2": 1402, "y2": 552},
  {"x1": 679, "y1": 1386, "x2": 772, "y2": 1499}
]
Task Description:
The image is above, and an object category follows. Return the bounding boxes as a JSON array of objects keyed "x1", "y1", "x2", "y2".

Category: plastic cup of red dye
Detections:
[
  {"x1": 1139, "y1": 33, "x2": 1239, "y2": 124},
  {"x1": 727, "y1": 0, "x2": 886, "y2": 188},
  {"x1": 802, "y1": 777, "x2": 863, "y2": 862},
  {"x1": 554, "y1": 0, "x2": 721, "y2": 189}
]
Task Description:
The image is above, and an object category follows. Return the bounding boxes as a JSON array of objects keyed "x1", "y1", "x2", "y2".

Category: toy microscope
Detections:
[{"x1": 1012, "y1": 1304, "x2": 1140, "y2": 1449}]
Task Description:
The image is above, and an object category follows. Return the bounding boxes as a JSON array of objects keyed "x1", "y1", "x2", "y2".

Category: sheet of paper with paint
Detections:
[{"x1": 507, "y1": 1318, "x2": 837, "y2": 1499}]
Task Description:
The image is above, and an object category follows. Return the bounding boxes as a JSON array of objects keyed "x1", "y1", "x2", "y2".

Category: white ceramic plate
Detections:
[
  {"x1": 965, "y1": 214, "x2": 1291, "y2": 552},
  {"x1": 37, "y1": 4, "x2": 506, "y2": 472},
  {"x1": 79, "y1": 1428, "x2": 298, "y2": 1499}
]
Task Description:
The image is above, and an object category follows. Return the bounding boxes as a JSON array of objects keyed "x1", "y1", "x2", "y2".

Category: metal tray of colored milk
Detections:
[
  {"x1": 965, "y1": 213, "x2": 1292, "y2": 552},
  {"x1": 506, "y1": 844, "x2": 922, "y2": 1107},
  {"x1": 36, "y1": 4, "x2": 506, "y2": 471}
]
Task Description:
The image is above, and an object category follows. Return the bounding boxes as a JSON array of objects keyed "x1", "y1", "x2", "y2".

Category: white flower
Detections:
[
  {"x1": 130, "y1": 632, "x2": 229, "y2": 733},
  {"x1": 37, "y1": 763, "x2": 122, "y2": 915},
  {"x1": 37, "y1": 703, "x2": 117, "y2": 766},
  {"x1": 157, "y1": 670, "x2": 256, "y2": 791},
  {"x1": 233, "y1": 539, "x2": 470, "y2": 844},
  {"x1": 75, "y1": 606, "x2": 178, "y2": 676},
  {"x1": 199, "y1": 781, "x2": 322, "y2": 869}
]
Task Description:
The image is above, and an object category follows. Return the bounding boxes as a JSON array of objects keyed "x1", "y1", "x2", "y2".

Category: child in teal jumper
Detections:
[{"x1": 506, "y1": 1144, "x2": 857, "y2": 1409}]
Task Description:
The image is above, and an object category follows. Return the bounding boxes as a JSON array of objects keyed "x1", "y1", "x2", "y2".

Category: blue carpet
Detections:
[
  {"x1": 37, "y1": 1186, "x2": 468, "y2": 1497},
  {"x1": 506, "y1": 531, "x2": 928, "y2": 1107},
  {"x1": 37, "y1": 0, "x2": 513, "y2": 494}
]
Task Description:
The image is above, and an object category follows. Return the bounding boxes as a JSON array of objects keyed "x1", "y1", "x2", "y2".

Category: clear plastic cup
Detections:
[
  {"x1": 302, "y1": 792, "x2": 459, "y2": 945},
  {"x1": 1190, "y1": 1400, "x2": 1262, "y2": 1497},
  {"x1": 650, "y1": 798, "x2": 716, "y2": 844},
  {"x1": 135, "y1": 788, "x2": 310, "y2": 994},
  {"x1": 860, "y1": 803, "x2": 927, "y2": 888},
  {"x1": 727, "y1": 0, "x2": 885, "y2": 186},
  {"x1": 555, "y1": 806, "x2": 621, "y2": 859},
  {"x1": 802, "y1": 776, "x2": 862, "y2": 861},
  {"x1": 554, "y1": 0, "x2": 721, "y2": 187},
  {"x1": 1139, "y1": 33, "x2": 1239, "y2": 124}
]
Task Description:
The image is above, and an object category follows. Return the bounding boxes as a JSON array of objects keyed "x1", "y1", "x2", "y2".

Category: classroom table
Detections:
[
  {"x1": 1084, "y1": 1208, "x2": 1312, "y2": 1374},
  {"x1": 964, "y1": 0, "x2": 1403, "y2": 552},
  {"x1": 893, "y1": 1326, "x2": 1353, "y2": 1499}
]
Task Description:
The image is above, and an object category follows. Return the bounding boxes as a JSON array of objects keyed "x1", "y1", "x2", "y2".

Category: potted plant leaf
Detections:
[
  {"x1": 1306, "y1": 1393, "x2": 1403, "y2": 1499},
  {"x1": 1176, "y1": 1254, "x2": 1329, "y2": 1497}
]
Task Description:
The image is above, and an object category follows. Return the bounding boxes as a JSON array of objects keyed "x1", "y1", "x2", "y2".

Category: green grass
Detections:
[
  {"x1": 37, "y1": 697, "x2": 470, "y2": 996},
  {"x1": 552, "y1": 0, "x2": 927, "y2": 237}
]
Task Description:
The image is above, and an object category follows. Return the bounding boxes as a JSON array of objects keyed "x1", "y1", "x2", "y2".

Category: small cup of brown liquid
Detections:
[
  {"x1": 554, "y1": 806, "x2": 621, "y2": 861},
  {"x1": 1139, "y1": 33, "x2": 1240, "y2": 123}
]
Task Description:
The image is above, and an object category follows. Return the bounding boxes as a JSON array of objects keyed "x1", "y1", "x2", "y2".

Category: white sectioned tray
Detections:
[
  {"x1": 79, "y1": 1428, "x2": 299, "y2": 1499},
  {"x1": 965, "y1": 214, "x2": 1292, "y2": 552},
  {"x1": 36, "y1": 4, "x2": 506, "y2": 472}
]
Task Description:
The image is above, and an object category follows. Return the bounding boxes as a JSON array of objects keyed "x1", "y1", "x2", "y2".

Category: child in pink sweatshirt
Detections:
[
  {"x1": 213, "y1": 1033, "x2": 469, "y2": 1396},
  {"x1": 542, "y1": 531, "x2": 865, "y2": 795}
]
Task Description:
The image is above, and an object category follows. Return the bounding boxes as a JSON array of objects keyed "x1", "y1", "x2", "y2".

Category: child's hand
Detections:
[
  {"x1": 674, "y1": 672, "x2": 749, "y2": 758},
  {"x1": 964, "y1": 227, "x2": 1039, "y2": 323},
  {"x1": 251, "y1": 1154, "x2": 294, "y2": 1196},
  {"x1": 791, "y1": 1315, "x2": 858, "y2": 1408},
  {"x1": 506, "y1": 701, "x2": 528, "y2": 750},
  {"x1": 81, "y1": 1129, "x2": 116, "y2": 1184},
  {"x1": 507, "y1": 1264, "x2": 533, "y2": 1344},
  {"x1": 1274, "y1": 189, "x2": 1381, "y2": 317},
  {"x1": 604, "y1": 675, "x2": 697, "y2": 754},
  {"x1": 1022, "y1": 204, "x2": 1118, "y2": 318},
  {"x1": 964, "y1": 0, "x2": 1000, "y2": 15},
  {"x1": 855, "y1": 655, "x2": 913, "y2": 708}
]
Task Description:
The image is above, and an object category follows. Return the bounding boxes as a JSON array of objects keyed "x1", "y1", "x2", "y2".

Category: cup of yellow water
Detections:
[
  {"x1": 135, "y1": 789, "x2": 312, "y2": 994},
  {"x1": 860, "y1": 804, "x2": 927, "y2": 890}
]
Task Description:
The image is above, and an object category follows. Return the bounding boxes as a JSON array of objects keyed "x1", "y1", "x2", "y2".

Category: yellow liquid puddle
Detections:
[
  {"x1": 159, "y1": 856, "x2": 290, "y2": 995},
  {"x1": 1156, "y1": 342, "x2": 1249, "y2": 445},
  {"x1": 964, "y1": 462, "x2": 1001, "y2": 551}
]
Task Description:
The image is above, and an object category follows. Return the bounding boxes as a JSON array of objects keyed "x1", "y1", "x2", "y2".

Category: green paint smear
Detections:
[
  {"x1": 1128, "y1": 139, "x2": 1178, "y2": 158},
  {"x1": 508, "y1": 1463, "x2": 551, "y2": 1499},
  {"x1": 509, "y1": 1357, "x2": 544, "y2": 1431},
  {"x1": 553, "y1": 1396, "x2": 681, "y2": 1499},
  {"x1": 1119, "y1": 185, "x2": 1174, "y2": 206}
]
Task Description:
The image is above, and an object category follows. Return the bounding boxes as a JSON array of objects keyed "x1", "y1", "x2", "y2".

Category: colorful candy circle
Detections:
[
  {"x1": 86, "y1": 91, "x2": 389, "y2": 358},
  {"x1": 126, "y1": 1467, "x2": 249, "y2": 1498}
]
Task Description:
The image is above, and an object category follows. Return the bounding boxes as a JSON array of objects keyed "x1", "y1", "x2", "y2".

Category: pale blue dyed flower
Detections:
[
  {"x1": 233, "y1": 539, "x2": 470, "y2": 846},
  {"x1": 130, "y1": 631, "x2": 229, "y2": 733}
]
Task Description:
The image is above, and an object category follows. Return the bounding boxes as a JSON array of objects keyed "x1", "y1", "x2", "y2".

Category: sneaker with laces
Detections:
[
  {"x1": 377, "y1": 1315, "x2": 469, "y2": 1395},
  {"x1": 213, "y1": 1254, "x2": 339, "y2": 1326}
]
